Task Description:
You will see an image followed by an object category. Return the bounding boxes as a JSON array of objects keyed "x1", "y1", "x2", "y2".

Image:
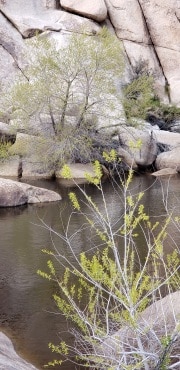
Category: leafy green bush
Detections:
[
  {"x1": 146, "y1": 104, "x2": 180, "y2": 130},
  {"x1": 122, "y1": 74, "x2": 156, "y2": 120}
]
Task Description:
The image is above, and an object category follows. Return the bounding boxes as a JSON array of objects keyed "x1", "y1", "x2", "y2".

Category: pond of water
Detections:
[{"x1": 0, "y1": 174, "x2": 179, "y2": 369}]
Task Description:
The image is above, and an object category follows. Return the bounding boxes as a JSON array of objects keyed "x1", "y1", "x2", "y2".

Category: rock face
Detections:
[
  {"x1": 60, "y1": 0, "x2": 107, "y2": 22},
  {"x1": 0, "y1": 332, "x2": 38, "y2": 370},
  {"x1": 105, "y1": 0, "x2": 180, "y2": 105},
  {"x1": 0, "y1": 0, "x2": 100, "y2": 38},
  {"x1": 0, "y1": 0, "x2": 179, "y2": 105},
  {"x1": 0, "y1": 178, "x2": 61, "y2": 207}
]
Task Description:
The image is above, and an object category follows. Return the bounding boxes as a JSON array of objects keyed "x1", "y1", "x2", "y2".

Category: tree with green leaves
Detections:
[
  {"x1": 38, "y1": 156, "x2": 180, "y2": 369},
  {"x1": 6, "y1": 28, "x2": 124, "y2": 167}
]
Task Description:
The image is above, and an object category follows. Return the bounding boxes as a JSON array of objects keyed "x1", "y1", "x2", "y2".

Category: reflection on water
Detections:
[{"x1": 0, "y1": 174, "x2": 179, "y2": 369}]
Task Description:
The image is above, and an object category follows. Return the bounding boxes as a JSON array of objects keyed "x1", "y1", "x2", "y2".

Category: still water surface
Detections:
[{"x1": 0, "y1": 174, "x2": 179, "y2": 369}]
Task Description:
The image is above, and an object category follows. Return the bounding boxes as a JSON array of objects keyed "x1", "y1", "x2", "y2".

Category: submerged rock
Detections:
[
  {"x1": 0, "y1": 178, "x2": 61, "y2": 207},
  {"x1": 0, "y1": 332, "x2": 38, "y2": 369}
]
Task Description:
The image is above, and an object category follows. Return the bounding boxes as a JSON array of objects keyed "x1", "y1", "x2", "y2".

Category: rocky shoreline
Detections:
[{"x1": 0, "y1": 332, "x2": 38, "y2": 370}]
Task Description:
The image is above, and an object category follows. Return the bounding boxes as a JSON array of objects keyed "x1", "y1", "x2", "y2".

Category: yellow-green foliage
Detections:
[
  {"x1": 38, "y1": 164, "x2": 180, "y2": 369},
  {"x1": 0, "y1": 142, "x2": 11, "y2": 160}
]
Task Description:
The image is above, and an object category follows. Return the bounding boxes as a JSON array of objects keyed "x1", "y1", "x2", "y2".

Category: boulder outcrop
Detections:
[
  {"x1": 0, "y1": 156, "x2": 20, "y2": 177},
  {"x1": 118, "y1": 125, "x2": 157, "y2": 167},
  {"x1": 0, "y1": 178, "x2": 61, "y2": 207},
  {"x1": 153, "y1": 129, "x2": 180, "y2": 148},
  {"x1": 0, "y1": 0, "x2": 179, "y2": 105},
  {"x1": 0, "y1": 332, "x2": 38, "y2": 370},
  {"x1": 105, "y1": 0, "x2": 180, "y2": 105},
  {"x1": 0, "y1": 0, "x2": 100, "y2": 38},
  {"x1": 56, "y1": 163, "x2": 96, "y2": 180},
  {"x1": 60, "y1": 0, "x2": 107, "y2": 22},
  {"x1": 155, "y1": 147, "x2": 180, "y2": 172}
]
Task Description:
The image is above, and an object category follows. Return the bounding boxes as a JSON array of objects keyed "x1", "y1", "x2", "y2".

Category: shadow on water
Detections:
[{"x1": 0, "y1": 174, "x2": 179, "y2": 369}]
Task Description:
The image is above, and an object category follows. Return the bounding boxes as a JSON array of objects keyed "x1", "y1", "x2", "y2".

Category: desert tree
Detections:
[{"x1": 5, "y1": 27, "x2": 124, "y2": 166}]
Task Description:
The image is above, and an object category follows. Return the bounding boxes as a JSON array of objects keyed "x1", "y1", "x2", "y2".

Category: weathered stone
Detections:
[
  {"x1": 0, "y1": 178, "x2": 61, "y2": 207},
  {"x1": 153, "y1": 130, "x2": 180, "y2": 147},
  {"x1": 18, "y1": 182, "x2": 61, "y2": 203},
  {"x1": 99, "y1": 291, "x2": 180, "y2": 367},
  {"x1": 0, "y1": 332, "x2": 38, "y2": 370},
  {"x1": 0, "y1": 0, "x2": 100, "y2": 38},
  {"x1": 105, "y1": 0, "x2": 150, "y2": 43},
  {"x1": 118, "y1": 126, "x2": 157, "y2": 167},
  {"x1": 105, "y1": 0, "x2": 180, "y2": 105},
  {"x1": 21, "y1": 158, "x2": 55, "y2": 179},
  {"x1": 0, "y1": 156, "x2": 20, "y2": 177},
  {"x1": 117, "y1": 147, "x2": 138, "y2": 170},
  {"x1": 0, "y1": 12, "x2": 26, "y2": 101},
  {"x1": 0, "y1": 178, "x2": 28, "y2": 207},
  {"x1": 56, "y1": 163, "x2": 96, "y2": 179},
  {"x1": 152, "y1": 168, "x2": 178, "y2": 177},
  {"x1": 9, "y1": 133, "x2": 55, "y2": 178},
  {"x1": 155, "y1": 147, "x2": 180, "y2": 172},
  {"x1": 138, "y1": 0, "x2": 180, "y2": 106},
  {"x1": 139, "y1": 291, "x2": 180, "y2": 334},
  {"x1": 155, "y1": 47, "x2": 180, "y2": 106},
  {"x1": 60, "y1": 0, "x2": 107, "y2": 22},
  {"x1": 139, "y1": 0, "x2": 180, "y2": 51}
]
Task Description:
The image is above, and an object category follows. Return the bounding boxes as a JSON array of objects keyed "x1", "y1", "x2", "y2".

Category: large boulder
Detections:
[
  {"x1": 56, "y1": 163, "x2": 97, "y2": 179},
  {"x1": 99, "y1": 291, "x2": 180, "y2": 368},
  {"x1": 0, "y1": 178, "x2": 61, "y2": 207},
  {"x1": 117, "y1": 147, "x2": 138, "y2": 170},
  {"x1": 60, "y1": 0, "x2": 107, "y2": 22},
  {"x1": 9, "y1": 133, "x2": 55, "y2": 178},
  {"x1": 0, "y1": 156, "x2": 20, "y2": 177},
  {"x1": 153, "y1": 130, "x2": 180, "y2": 147},
  {"x1": 0, "y1": 178, "x2": 28, "y2": 207},
  {"x1": 118, "y1": 126, "x2": 158, "y2": 167},
  {"x1": 0, "y1": 1, "x2": 100, "y2": 38},
  {"x1": 155, "y1": 147, "x2": 180, "y2": 172},
  {"x1": 0, "y1": 332, "x2": 38, "y2": 370}
]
